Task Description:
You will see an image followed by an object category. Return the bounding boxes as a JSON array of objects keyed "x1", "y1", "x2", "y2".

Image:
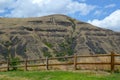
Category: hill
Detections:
[{"x1": 0, "y1": 14, "x2": 120, "y2": 60}]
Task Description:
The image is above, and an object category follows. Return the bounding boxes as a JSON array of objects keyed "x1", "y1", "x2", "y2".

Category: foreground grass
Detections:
[{"x1": 0, "y1": 71, "x2": 120, "y2": 80}]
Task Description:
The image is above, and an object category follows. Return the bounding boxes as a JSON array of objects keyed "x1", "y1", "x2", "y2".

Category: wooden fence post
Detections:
[
  {"x1": 7, "y1": 58, "x2": 10, "y2": 71},
  {"x1": 25, "y1": 59, "x2": 28, "y2": 71},
  {"x1": 111, "y1": 52, "x2": 115, "y2": 73},
  {"x1": 74, "y1": 54, "x2": 77, "y2": 70},
  {"x1": 46, "y1": 57, "x2": 49, "y2": 70}
]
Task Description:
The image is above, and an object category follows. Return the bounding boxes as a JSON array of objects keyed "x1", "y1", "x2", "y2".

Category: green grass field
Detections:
[{"x1": 0, "y1": 71, "x2": 119, "y2": 80}]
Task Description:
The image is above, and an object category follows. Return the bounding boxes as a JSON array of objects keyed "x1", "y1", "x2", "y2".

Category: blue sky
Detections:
[{"x1": 0, "y1": 0, "x2": 120, "y2": 31}]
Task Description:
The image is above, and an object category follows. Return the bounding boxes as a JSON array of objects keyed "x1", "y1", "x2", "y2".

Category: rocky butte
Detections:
[{"x1": 0, "y1": 14, "x2": 120, "y2": 60}]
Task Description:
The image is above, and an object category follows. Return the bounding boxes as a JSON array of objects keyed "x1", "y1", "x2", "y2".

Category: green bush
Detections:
[
  {"x1": 57, "y1": 38, "x2": 74, "y2": 57},
  {"x1": 10, "y1": 57, "x2": 20, "y2": 71},
  {"x1": 43, "y1": 52, "x2": 52, "y2": 58},
  {"x1": 44, "y1": 42, "x2": 53, "y2": 48},
  {"x1": 42, "y1": 47, "x2": 52, "y2": 58}
]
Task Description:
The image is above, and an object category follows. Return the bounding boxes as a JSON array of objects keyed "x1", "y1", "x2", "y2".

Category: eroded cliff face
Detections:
[{"x1": 0, "y1": 14, "x2": 120, "y2": 60}]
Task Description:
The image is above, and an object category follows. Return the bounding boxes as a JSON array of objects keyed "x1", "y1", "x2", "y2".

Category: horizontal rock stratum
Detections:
[{"x1": 0, "y1": 14, "x2": 120, "y2": 60}]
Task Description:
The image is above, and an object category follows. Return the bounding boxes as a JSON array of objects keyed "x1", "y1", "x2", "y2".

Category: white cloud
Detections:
[
  {"x1": 0, "y1": 9, "x2": 4, "y2": 13},
  {"x1": 67, "y1": 2, "x2": 95, "y2": 15},
  {"x1": 1, "y1": 0, "x2": 95, "y2": 17},
  {"x1": 105, "y1": 4, "x2": 116, "y2": 8},
  {"x1": 0, "y1": 0, "x2": 15, "y2": 13},
  {"x1": 94, "y1": 10, "x2": 102, "y2": 15},
  {"x1": 88, "y1": 10, "x2": 120, "y2": 31}
]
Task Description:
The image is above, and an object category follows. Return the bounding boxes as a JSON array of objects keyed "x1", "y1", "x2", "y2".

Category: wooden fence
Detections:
[{"x1": 0, "y1": 52, "x2": 120, "y2": 73}]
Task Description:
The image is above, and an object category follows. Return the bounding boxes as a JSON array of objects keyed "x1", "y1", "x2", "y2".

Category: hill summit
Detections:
[{"x1": 0, "y1": 14, "x2": 120, "y2": 60}]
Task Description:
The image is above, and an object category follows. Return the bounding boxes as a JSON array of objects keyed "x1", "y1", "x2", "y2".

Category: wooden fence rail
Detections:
[{"x1": 0, "y1": 52, "x2": 120, "y2": 73}]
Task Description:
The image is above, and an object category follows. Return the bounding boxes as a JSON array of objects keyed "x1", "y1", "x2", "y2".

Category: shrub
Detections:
[
  {"x1": 42, "y1": 47, "x2": 52, "y2": 58},
  {"x1": 43, "y1": 52, "x2": 52, "y2": 58},
  {"x1": 10, "y1": 57, "x2": 20, "y2": 71},
  {"x1": 44, "y1": 42, "x2": 53, "y2": 48}
]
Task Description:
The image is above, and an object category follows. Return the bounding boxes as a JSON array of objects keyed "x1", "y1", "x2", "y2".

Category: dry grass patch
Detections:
[{"x1": 0, "y1": 75, "x2": 29, "y2": 80}]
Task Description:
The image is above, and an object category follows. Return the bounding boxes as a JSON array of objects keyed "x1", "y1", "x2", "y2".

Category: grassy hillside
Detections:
[
  {"x1": 0, "y1": 71, "x2": 120, "y2": 80},
  {"x1": 0, "y1": 14, "x2": 120, "y2": 61}
]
